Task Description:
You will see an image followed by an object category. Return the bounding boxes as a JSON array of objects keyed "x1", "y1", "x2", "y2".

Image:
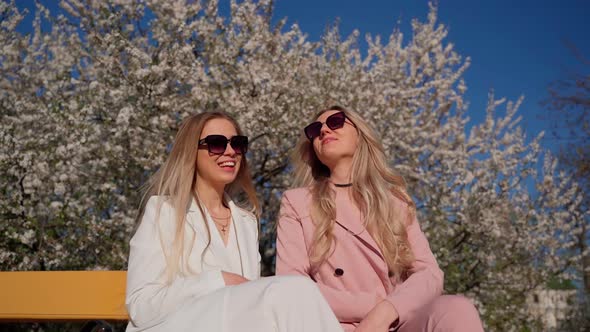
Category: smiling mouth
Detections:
[{"x1": 218, "y1": 161, "x2": 236, "y2": 168}]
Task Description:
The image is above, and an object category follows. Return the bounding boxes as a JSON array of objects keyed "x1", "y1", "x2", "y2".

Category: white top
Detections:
[{"x1": 204, "y1": 212, "x2": 244, "y2": 277}]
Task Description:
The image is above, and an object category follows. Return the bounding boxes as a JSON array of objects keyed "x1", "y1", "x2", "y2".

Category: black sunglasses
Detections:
[
  {"x1": 304, "y1": 111, "x2": 352, "y2": 141},
  {"x1": 198, "y1": 135, "x2": 248, "y2": 155}
]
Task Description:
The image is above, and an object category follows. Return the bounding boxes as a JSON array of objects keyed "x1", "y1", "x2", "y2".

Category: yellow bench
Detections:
[{"x1": 0, "y1": 271, "x2": 128, "y2": 329}]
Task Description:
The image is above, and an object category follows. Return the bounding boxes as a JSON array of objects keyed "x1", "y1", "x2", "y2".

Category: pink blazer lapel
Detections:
[{"x1": 334, "y1": 201, "x2": 384, "y2": 262}]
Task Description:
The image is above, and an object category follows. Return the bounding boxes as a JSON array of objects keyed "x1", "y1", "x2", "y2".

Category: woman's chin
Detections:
[
  {"x1": 214, "y1": 170, "x2": 239, "y2": 185},
  {"x1": 319, "y1": 151, "x2": 350, "y2": 165}
]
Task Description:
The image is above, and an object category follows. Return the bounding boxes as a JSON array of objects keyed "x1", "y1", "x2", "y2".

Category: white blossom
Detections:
[{"x1": 0, "y1": 1, "x2": 585, "y2": 330}]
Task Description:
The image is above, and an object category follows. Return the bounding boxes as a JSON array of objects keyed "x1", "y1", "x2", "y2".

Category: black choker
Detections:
[{"x1": 333, "y1": 183, "x2": 353, "y2": 188}]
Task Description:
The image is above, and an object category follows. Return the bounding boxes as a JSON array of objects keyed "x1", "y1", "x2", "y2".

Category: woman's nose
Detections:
[
  {"x1": 223, "y1": 143, "x2": 237, "y2": 156},
  {"x1": 319, "y1": 123, "x2": 331, "y2": 139}
]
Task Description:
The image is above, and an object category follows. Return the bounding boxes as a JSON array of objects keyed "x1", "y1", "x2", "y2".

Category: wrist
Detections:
[{"x1": 376, "y1": 300, "x2": 399, "y2": 325}]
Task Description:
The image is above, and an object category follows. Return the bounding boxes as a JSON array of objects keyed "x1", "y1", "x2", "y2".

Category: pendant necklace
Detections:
[{"x1": 211, "y1": 213, "x2": 231, "y2": 235}]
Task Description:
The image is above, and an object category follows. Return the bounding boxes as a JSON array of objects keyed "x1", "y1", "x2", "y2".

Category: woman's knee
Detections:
[
  {"x1": 432, "y1": 295, "x2": 482, "y2": 328},
  {"x1": 439, "y1": 295, "x2": 476, "y2": 311}
]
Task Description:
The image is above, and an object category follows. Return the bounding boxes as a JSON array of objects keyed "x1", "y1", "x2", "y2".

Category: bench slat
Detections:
[{"x1": 0, "y1": 271, "x2": 128, "y2": 321}]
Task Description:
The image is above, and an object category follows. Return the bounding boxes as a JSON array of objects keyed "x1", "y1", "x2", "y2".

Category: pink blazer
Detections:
[{"x1": 276, "y1": 187, "x2": 444, "y2": 330}]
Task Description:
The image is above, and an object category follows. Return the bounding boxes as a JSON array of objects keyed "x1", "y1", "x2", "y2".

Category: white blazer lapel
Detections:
[
  {"x1": 185, "y1": 196, "x2": 258, "y2": 279},
  {"x1": 227, "y1": 198, "x2": 259, "y2": 280},
  {"x1": 185, "y1": 198, "x2": 227, "y2": 268}
]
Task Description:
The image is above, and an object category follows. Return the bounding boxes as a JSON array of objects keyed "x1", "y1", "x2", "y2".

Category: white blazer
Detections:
[{"x1": 125, "y1": 195, "x2": 260, "y2": 331}]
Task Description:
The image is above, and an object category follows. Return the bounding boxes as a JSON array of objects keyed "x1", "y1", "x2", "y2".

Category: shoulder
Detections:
[
  {"x1": 233, "y1": 206, "x2": 259, "y2": 240},
  {"x1": 389, "y1": 192, "x2": 417, "y2": 226},
  {"x1": 390, "y1": 194, "x2": 410, "y2": 208},
  {"x1": 282, "y1": 187, "x2": 312, "y2": 205},
  {"x1": 132, "y1": 195, "x2": 176, "y2": 243},
  {"x1": 143, "y1": 195, "x2": 176, "y2": 218},
  {"x1": 141, "y1": 195, "x2": 181, "y2": 233},
  {"x1": 228, "y1": 198, "x2": 258, "y2": 232},
  {"x1": 235, "y1": 206, "x2": 257, "y2": 223},
  {"x1": 279, "y1": 187, "x2": 314, "y2": 221}
]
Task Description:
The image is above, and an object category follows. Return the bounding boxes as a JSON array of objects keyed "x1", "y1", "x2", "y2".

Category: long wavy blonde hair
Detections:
[
  {"x1": 136, "y1": 111, "x2": 259, "y2": 282},
  {"x1": 292, "y1": 105, "x2": 415, "y2": 280}
]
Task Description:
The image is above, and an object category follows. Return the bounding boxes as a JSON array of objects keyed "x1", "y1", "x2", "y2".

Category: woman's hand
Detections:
[
  {"x1": 222, "y1": 271, "x2": 249, "y2": 286},
  {"x1": 355, "y1": 300, "x2": 399, "y2": 332}
]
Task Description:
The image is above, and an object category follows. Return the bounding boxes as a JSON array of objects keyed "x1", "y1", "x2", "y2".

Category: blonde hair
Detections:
[
  {"x1": 292, "y1": 105, "x2": 415, "y2": 280},
  {"x1": 136, "y1": 111, "x2": 259, "y2": 282}
]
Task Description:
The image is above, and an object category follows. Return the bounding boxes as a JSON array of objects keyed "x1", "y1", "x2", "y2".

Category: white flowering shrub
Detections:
[{"x1": 0, "y1": 1, "x2": 585, "y2": 329}]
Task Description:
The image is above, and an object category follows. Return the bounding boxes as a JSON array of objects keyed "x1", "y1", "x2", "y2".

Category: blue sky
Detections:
[
  {"x1": 272, "y1": 0, "x2": 590, "y2": 153},
  {"x1": 16, "y1": 0, "x2": 590, "y2": 153}
]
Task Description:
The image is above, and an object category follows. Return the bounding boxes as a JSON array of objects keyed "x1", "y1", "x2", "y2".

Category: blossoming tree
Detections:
[{"x1": 0, "y1": 0, "x2": 585, "y2": 329}]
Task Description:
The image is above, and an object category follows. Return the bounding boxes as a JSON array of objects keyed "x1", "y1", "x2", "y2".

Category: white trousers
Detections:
[{"x1": 160, "y1": 275, "x2": 343, "y2": 332}]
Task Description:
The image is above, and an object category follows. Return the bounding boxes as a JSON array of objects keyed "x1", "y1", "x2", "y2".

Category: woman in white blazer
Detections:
[{"x1": 125, "y1": 111, "x2": 342, "y2": 332}]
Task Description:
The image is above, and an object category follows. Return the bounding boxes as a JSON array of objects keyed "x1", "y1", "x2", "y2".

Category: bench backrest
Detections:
[{"x1": 0, "y1": 271, "x2": 128, "y2": 321}]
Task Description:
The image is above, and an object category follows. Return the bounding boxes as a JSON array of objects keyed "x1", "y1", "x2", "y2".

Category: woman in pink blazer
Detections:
[{"x1": 276, "y1": 106, "x2": 484, "y2": 332}]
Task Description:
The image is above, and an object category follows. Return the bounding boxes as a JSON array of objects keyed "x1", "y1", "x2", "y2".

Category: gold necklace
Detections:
[
  {"x1": 212, "y1": 219, "x2": 229, "y2": 234},
  {"x1": 206, "y1": 205, "x2": 231, "y2": 234},
  {"x1": 211, "y1": 215, "x2": 231, "y2": 234},
  {"x1": 209, "y1": 211, "x2": 231, "y2": 219}
]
